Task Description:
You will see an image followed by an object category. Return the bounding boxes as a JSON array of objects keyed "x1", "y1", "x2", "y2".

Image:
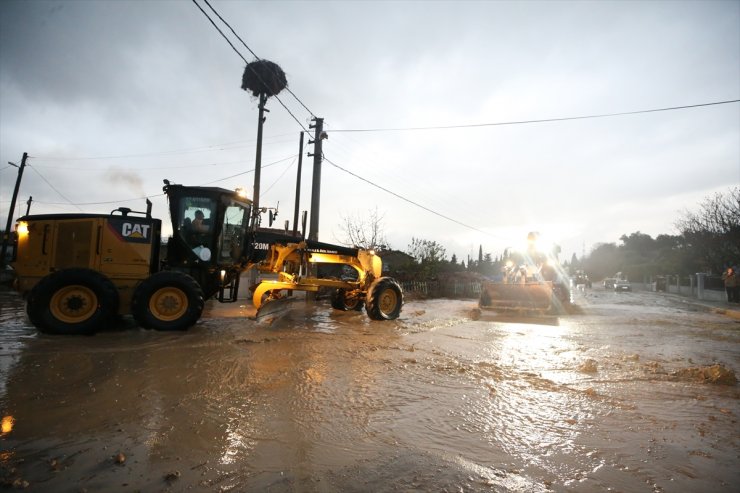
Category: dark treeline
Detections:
[{"x1": 575, "y1": 187, "x2": 739, "y2": 281}]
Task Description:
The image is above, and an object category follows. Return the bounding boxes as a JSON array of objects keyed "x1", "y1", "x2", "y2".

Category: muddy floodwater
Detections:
[{"x1": 1, "y1": 287, "x2": 739, "y2": 492}]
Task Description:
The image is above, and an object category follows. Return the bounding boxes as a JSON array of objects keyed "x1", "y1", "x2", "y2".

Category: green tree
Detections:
[
  {"x1": 479, "y1": 252, "x2": 495, "y2": 276},
  {"x1": 406, "y1": 238, "x2": 448, "y2": 279},
  {"x1": 583, "y1": 243, "x2": 619, "y2": 281},
  {"x1": 407, "y1": 238, "x2": 447, "y2": 264},
  {"x1": 618, "y1": 232, "x2": 658, "y2": 281}
]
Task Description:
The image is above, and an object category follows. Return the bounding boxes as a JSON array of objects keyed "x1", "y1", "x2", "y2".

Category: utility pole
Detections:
[
  {"x1": 292, "y1": 131, "x2": 304, "y2": 237},
  {"x1": 252, "y1": 93, "x2": 269, "y2": 224},
  {"x1": 308, "y1": 117, "x2": 324, "y2": 242},
  {"x1": 25, "y1": 196, "x2": 33, "y2": 216},
  {"x1": 1, "y1": 152, "x2": 28, "y2": 267},
  {"x1": 247, "y1": 93, "x2": 269, "y2": 292}
]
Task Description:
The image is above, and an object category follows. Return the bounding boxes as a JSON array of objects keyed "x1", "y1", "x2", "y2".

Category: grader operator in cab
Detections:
[{"x1": 11, "y1": 182, "x2": 403, "y2": 335}]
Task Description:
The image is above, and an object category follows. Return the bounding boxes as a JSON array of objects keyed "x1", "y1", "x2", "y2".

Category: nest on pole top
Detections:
[{"x1": 241, "y1": 60, "x2": 288, "y2": 97}]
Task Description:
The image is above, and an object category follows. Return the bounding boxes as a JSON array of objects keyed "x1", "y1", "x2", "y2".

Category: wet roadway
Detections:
[{"x1": 0, "y1": 286, "x2": 738, "y2": 492}]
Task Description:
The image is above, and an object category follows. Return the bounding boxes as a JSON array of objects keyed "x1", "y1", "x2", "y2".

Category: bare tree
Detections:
[
  {"x1": 675, "y1": 186, "x2": 740, "y2": 273},
  {"x1": 336, "y1": 207, "x2": 389, "y2": 251}
]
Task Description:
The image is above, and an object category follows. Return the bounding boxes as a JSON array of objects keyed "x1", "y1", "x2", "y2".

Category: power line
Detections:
[
  {"x1": 29, "y1": 155, "x2": 296, "y2": 207},
  {"x1": 33, "y1": 159, "x2": 254, "y2": 171},
  {"x1": 191, "y1": 0, "x2": 309, "y2": 132},
  {"x1": 191, "y1": 0, "x2": 248, "y2": 63},
  {"x1": 262, "y1": 156, "x2": 297, "y2": 198},
  {"x1": 328, "y1": 99, "x2": 740, "y2": 134},
  {"x1": 29, "y1": 134, "x2": 298, "y2": 162},
  {"x1": 27, "y1": 165, "x2": 83, "y2": 211},
  {"x1": 201, "y1": 0, "x2": 315, "y2": 119},
  {"x1": 35, "y1": 194, "x2": 165, "y2": 207},
  {"x1": 324, "y1": 157, "x2": 501, "y2": 238},
  {"x1": 326, "y1": 128, "x2": 480, "y2": 218},
  {"x1": 200, "y1": 154, "x2": 297, "y2": 185}
]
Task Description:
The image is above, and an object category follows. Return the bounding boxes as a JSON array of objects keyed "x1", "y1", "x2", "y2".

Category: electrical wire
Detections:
[
  {"x1": 191, "y1": 0, "x2": 248, "y2": 63},
  {"x1": 261, "y1": 156, "x2": 297, "y2": 197},
  {"x1": 325, "y1": 124, "x2": 489, "y2": 226},
  {"x1": 32, "y1": 159, "x2": 255, "y2": 171},
  {"x1": 35, "y1": 194, "x2": 165, "y2": 207},
  {"x1": 27, "y1": 165, "x2": 83, "y2": 211},
  {"x1": 327, "y1": 99, "x2": 740, "y2": 133},
  {"x1": 326, "y1": 97, "x2": 740, "y2": 232},
  {"x1": 191, "y1": 0, "x2": 309, "y2": 132},
  {"x1": 31, "y1": 155, "x2": 296, "y2": 206},
  {"x1": 30, "y1": 133, "x2": 297, "y2": 162},
  {"x1": 200, "y1": 154, "x2": 297, "y2": 185},
  {"x1": 324, "y1": 157, "x2": 501, "y2": 238}
]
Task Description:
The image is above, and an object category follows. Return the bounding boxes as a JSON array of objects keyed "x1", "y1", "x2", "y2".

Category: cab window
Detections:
[
  {"x1": 179, "y1": 197, "x2": 216, "y2": 247},
  {"x1": 219, "y1": 203, "x2": 250, "y2": 261}
]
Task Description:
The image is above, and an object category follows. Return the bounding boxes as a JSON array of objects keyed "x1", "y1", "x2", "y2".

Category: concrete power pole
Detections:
[
  {"x1": 1, "y1": 152, "x2": 28, "y2": 267},
  {"x1": 252, "y1": 93, "x2": 268, "y2": 223},
  {"x1": 292, "y1": 132, "x2": 304, "y2": 237},
  {"x1": 308, "y1": 117, "x2": 325, "y2": 242}
]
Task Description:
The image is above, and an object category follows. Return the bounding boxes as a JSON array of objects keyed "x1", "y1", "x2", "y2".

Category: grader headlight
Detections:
[{"x1": 16, "y1": 221, "x2": 29, "y2": 236}]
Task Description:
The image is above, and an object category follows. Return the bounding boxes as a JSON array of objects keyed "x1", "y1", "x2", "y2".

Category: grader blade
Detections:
[{"x1": 253, "y1": 296, "x2": 301, "y2": 321}]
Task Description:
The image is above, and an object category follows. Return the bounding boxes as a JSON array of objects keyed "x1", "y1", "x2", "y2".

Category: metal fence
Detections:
[
  {"x1": 651, "y1": 274, "x2": 728, "y2": 302},
  {"x1": 400, "y1": 281, "x2": 481, "y2": 299},
  {"x1": 656, "y1": 274, "x2": 725, "y2": 291}
]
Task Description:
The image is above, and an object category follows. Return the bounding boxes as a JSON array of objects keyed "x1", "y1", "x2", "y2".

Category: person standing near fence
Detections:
[{"x1": 722, "y1": 267, "x2": 737, "y2": 303}]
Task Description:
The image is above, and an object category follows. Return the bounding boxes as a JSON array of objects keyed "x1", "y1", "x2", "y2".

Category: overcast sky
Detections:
[{"x1": 1, "y1": 0, "x2": 738, "y2": 263}]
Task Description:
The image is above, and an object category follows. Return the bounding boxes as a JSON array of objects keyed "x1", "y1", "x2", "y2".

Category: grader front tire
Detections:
[
  {"x1": 132, "y1": 271, "x2": 204, "y2": 331},
  {"x1": 365, "y1": 277, "x2": 403, "y2": 320}
]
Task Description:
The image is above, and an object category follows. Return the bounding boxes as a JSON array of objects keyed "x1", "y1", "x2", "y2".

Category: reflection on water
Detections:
[
  {"x1": 0, "y1": 289, "x2": 738, "y2": 491},
  {"x1": 0, "y1": 415, "x2": 13, "y2": 434}
]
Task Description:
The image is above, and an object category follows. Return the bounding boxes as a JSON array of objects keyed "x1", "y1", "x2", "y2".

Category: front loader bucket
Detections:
[{"x1": 479, "y1": 281, "x2": 553, "y2": 314}]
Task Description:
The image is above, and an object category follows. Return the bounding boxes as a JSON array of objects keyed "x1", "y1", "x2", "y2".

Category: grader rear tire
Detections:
[
  {"x1": 132, "y1": 271, "x2": 204, "y2": 331},
  {"x1": 365, "y1": 277, "x2": 403, "y2": 320},
  {"x1": 27, "y1": 268, "x2": 119, "y2": 335}
]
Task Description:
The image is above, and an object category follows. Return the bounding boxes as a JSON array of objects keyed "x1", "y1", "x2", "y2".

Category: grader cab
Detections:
[{"x1": 11, "y1": 183, "x2": 403, "y2": 334}]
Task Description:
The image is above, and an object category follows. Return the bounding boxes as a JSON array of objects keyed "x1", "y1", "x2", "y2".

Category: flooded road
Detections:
[{"x1": 1, "y1": 287, "x2": 738, "y2": 492}]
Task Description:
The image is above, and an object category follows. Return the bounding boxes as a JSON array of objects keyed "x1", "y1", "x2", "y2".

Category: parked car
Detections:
[
  {"x1": 614, "y1": 279, "x2": 632, "y2": 292},
  {"x1": 603, "y1": 278, "x2": 617, "y2": 289}
]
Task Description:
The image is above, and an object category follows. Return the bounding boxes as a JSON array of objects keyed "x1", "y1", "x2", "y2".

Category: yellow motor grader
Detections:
[{"x1": 10, "y1": 183, "x2": 403, "y2": 334}]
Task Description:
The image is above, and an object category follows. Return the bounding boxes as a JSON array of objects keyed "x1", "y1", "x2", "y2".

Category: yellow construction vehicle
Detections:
[
  {"x1": 478, "y1": 232, "x2": 572, "y2": 315},
  {"x1": 10, "y1": 182, "x2": 403, "y2": 334}
]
